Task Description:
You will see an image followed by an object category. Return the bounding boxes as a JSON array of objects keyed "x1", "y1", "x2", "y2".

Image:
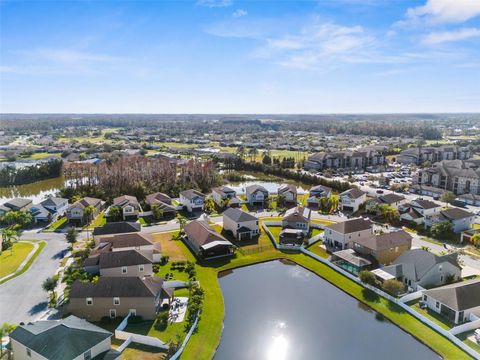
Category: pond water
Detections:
[
  {"x1": 227, "y1": 181, "x2": 307, "y2": 195},
  {"x1": 0, "y1": 176, "x2": 65, "y2": 204},
  {"x1": 214, "y1": 261, "x2": 439, "y2": 360}
]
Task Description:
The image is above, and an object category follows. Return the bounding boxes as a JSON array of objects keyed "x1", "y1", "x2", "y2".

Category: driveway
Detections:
[{"x1": 0, "y1": 235, "x2": 69, "y2": 324}]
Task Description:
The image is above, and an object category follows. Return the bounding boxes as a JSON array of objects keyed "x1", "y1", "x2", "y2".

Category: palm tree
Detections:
[
  {"x1": 204, "y1": 197, "x2": 216, "y2": 214},
  {"x1": 151, "y1": 204, "x2": 164, "y2": 220},
  {"x1": 329, "y1": 195, "x2": 339, "y2": 214},
  {"x1": 177, "y1": 214, "x2": 187, "y2": 233},
  {"x1": 65, "y1": 227, "x2": 78, "y2": 250},
  {"x1": 83, "y1": 205, "x2": 96, "y2": 240},
  {"x1": 1, "y1": 227, "x2": 18, "y2": 254},
  {"x1": 108, "y1": 206, "x2": 122, "y2": 222}
]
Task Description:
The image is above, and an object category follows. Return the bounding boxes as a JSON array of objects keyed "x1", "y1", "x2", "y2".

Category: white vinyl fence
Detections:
[{"x1": 301, "y1": 248, "x2": 480, "y2": 360}]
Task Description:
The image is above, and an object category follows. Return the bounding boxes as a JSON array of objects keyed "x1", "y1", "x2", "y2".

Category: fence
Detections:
[
  {"x1": 169, "y1": 312, "x2": 200, "y2": 360},
  {"x1": 115, "y1": 313, "x2": 169, "y2": 350},
  {"x1": 301, "y1": 247, "x2": 480, "y2": 360},
  {"x1": 450, "y1": 319, "x2": 480, "y2": 336},
  {"x1": 262, "y1": 221, "x2": 302, "y2": 251}
]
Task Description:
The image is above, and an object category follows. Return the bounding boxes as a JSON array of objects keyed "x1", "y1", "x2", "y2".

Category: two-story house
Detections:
[
  {"x1": 212, "y1": 186, "x2": 240, "y2": 208},
  {"x1": 222, "y1": 207, "x2": 259, "y2": 241},
  {"x1": 66, "y1": 197, "x2": 104, "y2": 226},
  {"x1": 306, "y1": 185, "x2": 332, "y2": 209},
  {"x1": 30, "y1": 196, "x2": 69, "y2": 224},
  {"x1": 278, "y1": 184, "x2": 297, "y2": 206},
  {"x1": 111, "y1": 195, "x2": 142, "y2": 221},
  {"x1": 93, "y1": 233, "x2": 161, "y2": 262},
  {"x1": 399, "y1": 198, "x2": 442, "y2": 224},
  {"x1": 424, "y1": 207, "x2": 476, "y2": 233},
  {"x1": 179, "y1": 189, "x2": 206, "y2": 213},
  {"x1": 145, "y1": 192, "x2": 177, "y2": 218},
  {"x1": 69, "y1": 276, "x2": 172, "y2": 321},
  {"x1": 352, "y1": 230, "x2": 412, "y2": 265},
  {"x1": 245, "y1": 184, "x2": 269, "y2": 206},
  {"x1": 324, "y1": 218, "x2": 373, "y2": 250},
  {"x1": 84, "y1": 249, "x2": 153, "y2": 277},
  {"x1": 339, "y1": 188, "x2": 367, "y2": 213}
]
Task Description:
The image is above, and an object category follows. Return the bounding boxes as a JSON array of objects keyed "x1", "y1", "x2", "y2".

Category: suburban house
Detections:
[
  {"x1": 424, "y1": 207, "x2": 476, "y2": 233},
  {"x1": 277, "y1": 184, "x2": 297, "y2": 206},
  {"x1": 145, "y1": 192, "x2": 177, "y2": 217},
  {"x1": 212, "y1": 186, "x2": 240, "y2": 207},
  {"x1": 93, "y1": 233, "x2": 161, "y2": 262},
  {"x1": 8, "y1": 315, "x2": 118, "y2": 360},
  {"x1": 110, "y1": 195, "x2": 142, "y2": 221},
  {"x1": 84, "y1": 249, "x2": 153, "y2": 277},
  {"x1": 69, "y1": 276, "x2": 172, "y2": 321},
  {"x1": 66, "y1": 197, "x2": 104, "y2": 226},
  {"x1": 412, "y1": 158, "x2": 479, "y2": 196},
  {"x1": 306, "y1": 185, "x2": 332, "y2": 208},
  {"x1": 0, "y1": 198, "x2": 32, "y2": 216},
  {"x1": 92, "y1": 221, "x2": 141, "y2": 238},
  {"x1": 366, "y1": 193, "x2": 406, "y2": 212},
  {"x1": 339, "y1": 188, "x2": 367, "y2": 213},
  {"x1": 324, "y1": 218, "x2": 373, "y2": 250},
  {"x1": 281, "y1": 206, "x2": 311, "y2": 234},
  {"x1": 399, "y1": 198, "x2": 442, "y2": 224},
  {"x1": 183, "y1": 219, "x2": 234, "y2": 258},
  {"x1": 30, "y1": 196, "x2": 69, "y2": 224},
  {"x1": 377, "y1": 249, "x2": 462, "y2": 290},
  {"x1": 422, "y1": 279, "x2": 480, "y2": 324},
  {"x1": 245, "y1": 184, "x2": 269, "y2": 206},
  {"x1": 179, "y1": 189, "x2": 206, "y2": 213},
  {"x1": 352, "y1": 230, "x2": 412, "y2": 265},
  {"x1": 222, "y1": 207, "x2": 259, "y2": 241}
]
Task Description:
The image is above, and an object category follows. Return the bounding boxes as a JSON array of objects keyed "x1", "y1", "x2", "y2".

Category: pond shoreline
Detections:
[{"x1": 214, "y1": 258, "x2": 443, "y2": 360}]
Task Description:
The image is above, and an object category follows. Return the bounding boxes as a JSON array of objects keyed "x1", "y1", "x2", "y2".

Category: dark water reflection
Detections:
[{"x1": 214, "y1": 261, "x2": 440, "y2": 360}]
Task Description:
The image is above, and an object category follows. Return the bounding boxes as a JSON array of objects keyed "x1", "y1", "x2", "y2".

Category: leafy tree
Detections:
[
  {"x1": 204, "y1": 197, "x2": 216, "y2": 214},
  {"x1": 83, "y1": 205, "x2": 96, "y2": 224},
  {"x1": 151, "y1": 204, "x2": 164, "y2": 220},
  {"x1": 328, "y1": 195, "x2": 340, "y2": 214},
  {"x1": 359, "y1": 271, "x2": 377, "y2": 286},
  {"x1": 431, "y1": 221, "x2": 453, "y2": 239},
  {"x1": 177, "y1": 214, "x2": 187, "y2": 232},
  {"x1": 1, "y1": 210, "x2": 32, "y2": 229},
  {"x1": 42, "y1": 276, "x2": 58, "y2": 293},
  {"x1": 262, "y1": 154, "x2": 272, "y2": 165},
  {"x1": 471, "y1": 233, "x2": 480, "y2": 247},
  {"x1": 382, "y1": 279, "x2": 404, "y2": 296},
  {"x1": 374, "y1": 204, "x2": 399, "y2": 223},
  {"x1": 441, "y1": 191, "x2": 456, "y2": 204},
  {"x1": 155, "y1": 311, "x2": 169, "y2": 330},
  {"x1": 65, "y1": 227, "x2": 78, "y2": 249},
  {"x1": 1, "y1": 227, "x2": 18, "y2": 252},
  {"x1": 108, "y1": 206, "x2": 122, "y2": 222},
  {"x1": 0, "y1": 323, "x2": 17, "y2": 357}
]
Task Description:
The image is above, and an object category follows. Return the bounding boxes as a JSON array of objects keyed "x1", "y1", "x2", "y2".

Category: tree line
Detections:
[
  {"x1": 0, "y1": 159, "x2": 62, "y2": 186},
  {"x1": 60, "y1": 156, "x2": 222, "y2": 202}
]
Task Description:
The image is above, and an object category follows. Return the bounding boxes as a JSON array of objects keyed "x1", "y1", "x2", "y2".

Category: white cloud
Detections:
[
  {"x1": 422, "y1": 27, "x2": 480, "y2": 44},
  {"x1": 232, "y1": 9, "x2": 247, "y2": 18},
  {"x1": 260, "y1": 22, "x2": 376, "y2": 69},
  {"x1": 30, "y1": 49, "x2": 116, "y2": 64},
  {"x1": 197, "y1": 0, "x2": 232, "y2": 8},
  {"x1": 405, "y1": 0, "x2": 480, "y2": 25}
]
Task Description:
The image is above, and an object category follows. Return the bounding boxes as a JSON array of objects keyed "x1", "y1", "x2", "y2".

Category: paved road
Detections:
[{"x1": 0, "y1": 235, "x2": 69, "y2": 324}]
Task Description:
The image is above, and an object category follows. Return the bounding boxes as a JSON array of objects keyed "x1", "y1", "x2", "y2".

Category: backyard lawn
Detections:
[
  {"x1": 45, "y1": 217, "x2": 68, "y2": 231},
  {"x1": 306, "y1": 242, "x2": 329, "y2": 259},
  {"x1": 86, "y1": 212, "x2": 106, "y2": 229},
  {"x1": 0, "y1": 242, "x2": 35, "y2": 278},
  {"x1": 410, "y1": 301, "x2": 453, "y2": 330}
]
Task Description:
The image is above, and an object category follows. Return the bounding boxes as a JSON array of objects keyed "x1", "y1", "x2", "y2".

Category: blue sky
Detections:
[{"x1": 1, "y1": 0, "x2": 479, "y2": 113}]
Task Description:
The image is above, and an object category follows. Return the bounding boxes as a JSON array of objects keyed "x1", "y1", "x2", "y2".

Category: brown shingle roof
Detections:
[
  {"x1": 340, "y1": 188, "x2": 365, "y2": 199},
  {"x1": 69, "y1": 277, "x2": 164, "y2": 298},
  {"x1": 326, "y1": 218, "x2": 372, "y2": 234},
  {"x1": 184, "y1": 220, "x2": 230, "y2": 247},
  {"x1": 354, "y1": 230, "x2": 412, "y2": 251}
]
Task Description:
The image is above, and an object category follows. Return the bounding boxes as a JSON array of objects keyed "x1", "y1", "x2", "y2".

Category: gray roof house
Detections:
[
  {"x1": 222, "y1": 207, "x2": 259, "y2": 241},
  {"x1": 422, "y1": 279, "x2": 480, "y2": 324},
  {"x1": 245, "y1": 184, "x2": 269, "y2": 205},
  {"x1": 179, "y1": 189, "x2": 206, "y2": 213},
  {"x1": 307, "y1": 185, "x2": 332, "y2": 208},
  {"x1": 183, "y1": 219, "x2": 234, "y2": 258},
  {"x1": 380, "y1": 249, "x2": 462, "y2": 290},
  {"x1": 92, "y1": 221, "x2": 141, "y2": 237},
  {"x1": 69, "y1": 277, "x2": 172, "y2": 321},
  {"x1": 9, "y1": 315, "x2": 118, "y2": 360},
  {"x1": 84, "y1": 249, "x2": 154, "y2": 277},
  {"x1": 424, "y1": 207, "x2": 476, "y2": 233},
  {"x1": 0, "y1": 198, "x2": 32, "y2": 216}
]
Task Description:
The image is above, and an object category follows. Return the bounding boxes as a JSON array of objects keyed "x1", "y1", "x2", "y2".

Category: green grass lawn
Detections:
[
  {"x1": 0, "y1": 241, "x2": 46, "y2": 284},
  {"x1": 0, "y1": 242, "x2": 34, "y2": 278},
  {"x1": 86, "y1": 212, "x2": 106, "y2": 229},
  {"x1": 310, "y1": 228, "x2": 324, "y2": 238},
  {"x1": 306, "y1": 242, "x2": 329, "y2": 258},
  {"x1": 118, "y1": 225, "x2": 474, "y2": 360},
  {"x1": 45, "y1": 217, "x2": 68, "y2": 231},
  {"x1": 410, "y1": 302, "x2": 453, "y2": 330},
  {"x1": 266, "y1": 225, "x2": 282, "y2": 244},
  {"x1": 457, "y1": 332, "x2": 480, "y2": 353}
]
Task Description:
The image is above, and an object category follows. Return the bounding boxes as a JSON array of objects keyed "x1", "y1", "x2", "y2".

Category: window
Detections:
[
  {"x1": 84, "y1": 350, "x2": 92, "y2": 360},
  {"x1": 129, "y1": 309, "x2": 137, "y2": 316},
  {"x1": 110, "y1": 309, "x2": 116, "y2": 318},
  {"x1": 122, "y1": 266, "x2": 127, "y2": 274},
  {"x1": 26, "y1": 348, "x2": 32, "y2": 357},
  {"x1": 113, "y1": 297, "x2": 120, "y2": 305},
  {"x1": 86, "y1": 298, "x2": 93, "y2": 306},
  {"x1": 139, "y1": 265, "x2": 144, "y2": 272},
  {"x1": 435, "y1": 301, "x2": 440, "y2": 309},
  {"x1": 438, "y1": 265, "x2": 443, "y2": 272},
  {"x1": 423, "y1": 295, "x2": 427, "y2": 301}
]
